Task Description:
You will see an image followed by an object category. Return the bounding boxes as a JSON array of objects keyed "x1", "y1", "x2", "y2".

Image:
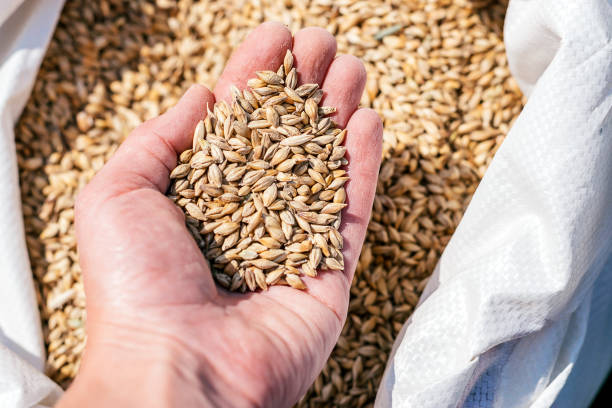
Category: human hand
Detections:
[{"x1": 58, "y1": 22, "x2": 382, "y2": 408}]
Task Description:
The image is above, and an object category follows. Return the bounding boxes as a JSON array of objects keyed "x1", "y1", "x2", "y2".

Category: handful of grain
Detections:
[{"x1": 167, "y1": 50, "x2": 348, "y2": 292}]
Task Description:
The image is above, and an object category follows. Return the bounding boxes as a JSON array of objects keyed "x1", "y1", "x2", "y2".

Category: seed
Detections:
[
  {"x1": 170, "y1": 163, "x2": 190, "y2": 178},
  {"x1": 262, "y1": 94, "x2": 287, "y2": 107},
  {"x1": 285, "y1": 274, "x2": 306, "y2": 290},
  {"x1": 329, "y1": 146, "x2": 346, "y2": 161},
  {"x1": 265, "y1": 268, "x2": 285, "y2": 285},
  {"x1": 307, "y1": 168, "x2": 326, "y2": 186},
  {"x1": 314, "y1": 233, "x2": 330, "y2": 257},
  {"x1": 248, "y1": 119, "x2": 270, "y2": 129},
  {"x1": 302, "y1": 262, "x2": 317, "y2": 277},
  {"x1": 284, "y1": 86, "x2": 304, "y2": 103},
  {"x1": 180, "y1": 150, "x2": 194, "y2": 163},
  {"x1": 298, "y1": 211, "x2": 336, "y2": 225},
  {"x1": 283, "y1": 49, "x2": 293, "y2": 75},
  {"x1": 259, "y1": 249, "x2": 286, "y2": 260},
  {"x1": 276, "y1": 158, "x2": 296, "y2": 172},
  {"x1": 262, "y1": 183, "x2": 278, "y2": 207},
  {"x1": 313, "y1": 135, "x2": 335, "y2": 145},
  {"x1": 321, "y1": 202, "x2": 347, "y2": 214},
  {"x1": 223, "y1": 150, "x2": 246, "y2": 163},
  {"x1": 214, "y1": 222, "x2": 240, "y2": 236},
  {"x1": 244, "y1": 268, "x2": 257, "y2": 291},
  {"x1": 239, "y1": 249, "x2": 258, "y2": 260},
  {"x1": 327, "y1": 177, "x2": 348, "y2": 190},
  {"x1": 247, "y1": 78, "x2": 266, "y2": 89},
  {"x1": 319, "y1": 106, "x2": 336, "y2": 115},
  {"x1": 280, "y1": 210, "x2": 295, "y2": 225},
  {"x1": 259, "y1": 237, "x2": 281, "y2": 249},
  {"x1": 286, "y1": 241, "x2": 312, "y2": 253},
  {"x1": 254, "y1": 268, "x2": 268, "y2": 290},
  {"x1": 256, "y1": 70, "x2": 284, "y2": 85},
  {"x1": 251, "y1": 175, "x2": 275, "y2": 192},
  {"x1": 241, "y1": 169, "x2": 265, "y2": 186},
  {"x1": 247, "y1": 160, "x2": 271, "y2": 170},
  {"x1": 295, "y1": 214, "x2": 312, "y2": 233},
  {"x1": 324, "y1": 257, "x2": 343, "y2": 270},
  {"x1": 230, "y1": 273, "x2": 243, "y2": 291},
  {"x1": 218, "y1": 193, "x2": 240, "y2": 203},
  {"x1": 191, "y1": 152, "x2": 214, "y2": 169},
  {"x1": 333, "y1": 188, "x2": 346, "y2": 204},
  {"x1": 266, "y1": 107, "x2": 280, "y2": 127},
  {"x1": 248, "y1": 259, "x2": 278, "y2": 269},
  {"x1": 286, "y1": 68, "x2": 298, "y2": 89},
  {"x1": 208, "y1": 164, "x2": 223, "y2": 187},
  {"x1": 305, "y1": 98, "x2": 318, "y2": 122},
  {"x1": 263, "y1": 214, "x2": 286, "y2": 243},
  {"x1": 328, "y1": 228, "x2": 343, "y2": 250},
  {"x1": 185, "y1": 203, "x2": 206, "y2": 221},
  {"x1": 280, "y1": 134, "x2": 315, "y2": 147},
  {"x1": 270, "y1": 147, "x2": 291, "y2": 166},
  {"x1": 225, "y1": 166, "x2": 247, "y2": 182},
  {"x1": 295, "y1": 83, "x2": 318, "y2": 97},
  {"x1": 309, "y1": 247, "x2": 322, "y2": 269}
]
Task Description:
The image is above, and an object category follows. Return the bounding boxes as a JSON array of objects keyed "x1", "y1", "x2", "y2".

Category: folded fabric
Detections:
[
  {"x1": 376, "y1": 0, "x2": 612, "y2": 406},
  {"x1": 0, "y1": 0, "x2": 65, "y2": 407}
]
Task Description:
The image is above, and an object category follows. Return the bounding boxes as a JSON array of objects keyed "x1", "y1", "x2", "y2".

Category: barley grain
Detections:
[{"x1": 168, "y1": 51, "x2": 347, "y2": 293}]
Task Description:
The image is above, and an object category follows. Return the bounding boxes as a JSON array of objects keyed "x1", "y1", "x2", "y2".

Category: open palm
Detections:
[{"x1": 66, "y1": 23, "x2": 381, "y2": 407}]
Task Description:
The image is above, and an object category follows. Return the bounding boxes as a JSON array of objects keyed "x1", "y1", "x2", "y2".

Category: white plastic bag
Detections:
[
  {"x1": 376, "y1": 0, "x2": 612, "y2": 406},
  {"x1": 0, "y1": 1, "x2": 65, "y2": 407}
]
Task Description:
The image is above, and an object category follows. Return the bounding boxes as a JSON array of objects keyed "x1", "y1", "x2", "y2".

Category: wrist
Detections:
[
  {"x1": 57, "y1": 322, "x2": 208, "y2": 408},
  {"x1": 57, "y1": 309, "x2": 278, "y2": 408}
]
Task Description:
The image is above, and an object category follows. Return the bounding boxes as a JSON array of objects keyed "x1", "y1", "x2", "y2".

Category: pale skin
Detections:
[{"x1": 57, "y1": 22, "x2": 382, "y2": 408}]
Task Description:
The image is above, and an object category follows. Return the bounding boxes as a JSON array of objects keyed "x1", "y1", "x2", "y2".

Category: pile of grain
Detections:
[
  {"x1": 169, "y1": 51, "x2": 348, "y2": 292},
  {"x1": 15, "y1": 0, "x2": 523, "y2": 405}
]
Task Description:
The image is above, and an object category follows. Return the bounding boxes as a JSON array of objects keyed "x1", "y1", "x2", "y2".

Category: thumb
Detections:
[
  {"x1": 75, "y1": 85, "x2": 217, "y2": 311},
  {"x1": 85, "y1": 84, "x2": 216, "y2": 200}
]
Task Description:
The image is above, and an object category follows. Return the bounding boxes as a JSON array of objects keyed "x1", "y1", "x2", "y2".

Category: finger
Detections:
[
  {"x1": 320, "y1": 55, "x2": 367, "y2": 128},
  {"x1": 298, "y1": 108, "x2": 383, "y2": 317},
  {"x1": 340, "y1": 108, "x2": 383, "y2": 282},
  {"x1": 291, "y1": 27, "x2": 337, "y2": 85},
  {"x1": 214, "y1": 22, "x2": 292, "y2": 102}
]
